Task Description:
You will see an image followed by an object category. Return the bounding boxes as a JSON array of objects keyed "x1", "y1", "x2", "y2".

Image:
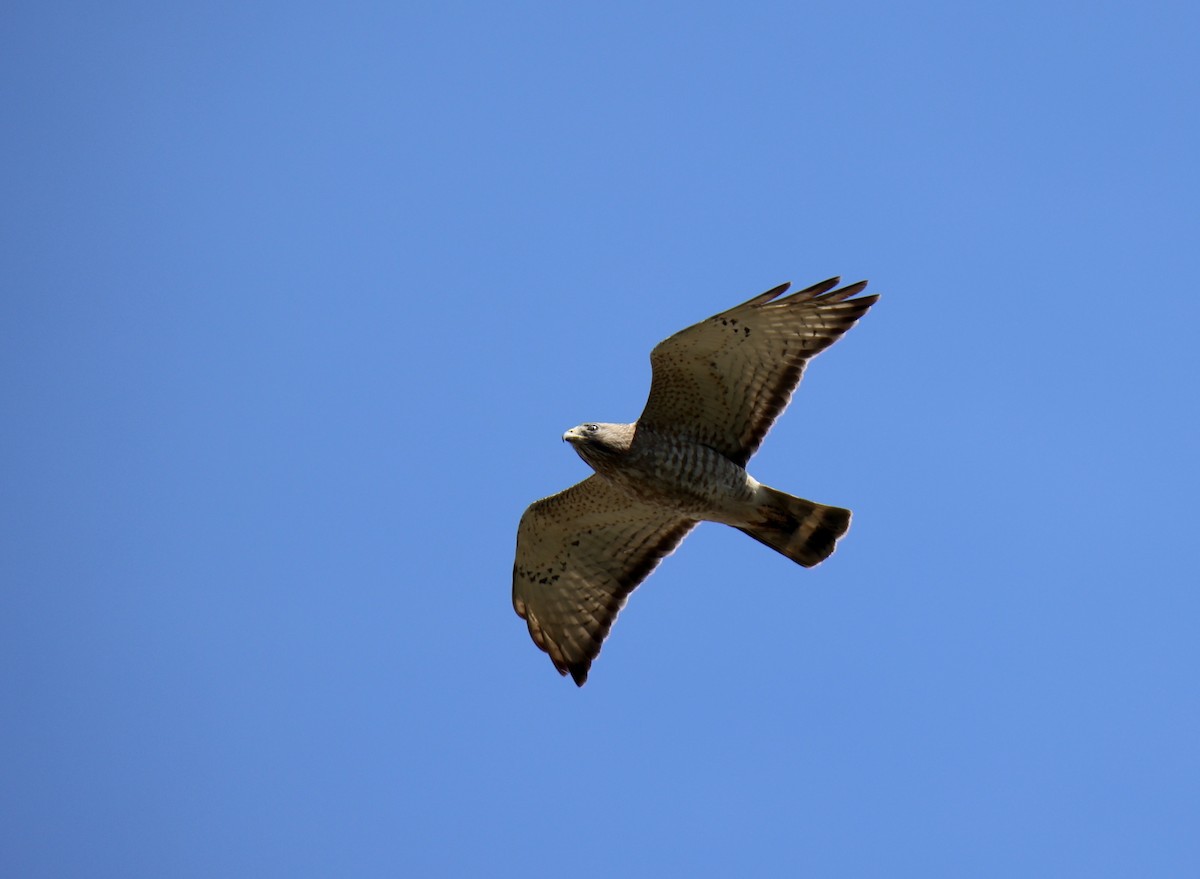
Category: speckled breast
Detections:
[{"x1": 606, "y1": 429, "x2": 757, "y2": 518}]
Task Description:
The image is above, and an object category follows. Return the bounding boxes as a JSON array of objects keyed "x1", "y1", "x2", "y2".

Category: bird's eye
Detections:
[{"x1": 584, "y1": 423, "x2": 598, "y2": 432}]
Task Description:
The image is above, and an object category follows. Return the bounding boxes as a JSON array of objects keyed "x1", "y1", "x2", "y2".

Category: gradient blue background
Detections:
[{"x1": 3, "y1": 2, "x2": 1197, "y2": 876}]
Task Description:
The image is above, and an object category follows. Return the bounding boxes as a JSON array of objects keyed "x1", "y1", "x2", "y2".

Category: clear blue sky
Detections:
[{"x1": 2, "y1": 2, "x2": 1197, "y2": 876}]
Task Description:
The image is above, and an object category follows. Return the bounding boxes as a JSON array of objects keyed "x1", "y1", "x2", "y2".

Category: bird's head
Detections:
[{"x1": 562, "y1": 422, "x2": 633, "y2": 471}]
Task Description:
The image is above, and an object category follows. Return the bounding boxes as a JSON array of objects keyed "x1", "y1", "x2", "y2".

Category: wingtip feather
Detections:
[
  {"x1": 745, "y1": 281, "x2": 791, "y2": 306},
  {"x1": 817, "y1": 279, "x2": 870, "y2": 302},
  {"x1": 797, "y1": 276, "x2": 841, "y2": 298}
]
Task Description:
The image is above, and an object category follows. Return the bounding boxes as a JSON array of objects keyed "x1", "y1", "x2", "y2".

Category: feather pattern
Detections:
[
  {"x1": 638, "y1": 278, "x2": 877, "y2": 465},
  {"x1": 513, "y1": 476, "x2": 696, "y2": 685}
]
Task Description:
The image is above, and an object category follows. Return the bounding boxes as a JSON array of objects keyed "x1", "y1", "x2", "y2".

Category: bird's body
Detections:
[
  {"x1": 513, "y1": 277, "x2": 878, "y2": 685},
  {"x1": 569, "y1": 423, "x2": 759, "y2": 522}
]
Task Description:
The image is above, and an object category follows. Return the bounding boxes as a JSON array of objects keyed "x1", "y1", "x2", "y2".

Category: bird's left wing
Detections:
[
  {"x1": 638, "y1": 278, "x2": 878, "y2": 466},
  {"x1": 513, "y1": 475, "x2": 696, "y2": 685}
]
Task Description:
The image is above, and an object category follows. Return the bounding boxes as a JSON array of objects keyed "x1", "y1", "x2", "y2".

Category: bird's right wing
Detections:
[{"x1": 513, "y1": 475, "x2": 696, "y2": 686}]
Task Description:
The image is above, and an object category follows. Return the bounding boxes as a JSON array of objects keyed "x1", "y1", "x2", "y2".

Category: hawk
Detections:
[{"x1": 513, "y1": 277, "x2": 878, "y2": 685}]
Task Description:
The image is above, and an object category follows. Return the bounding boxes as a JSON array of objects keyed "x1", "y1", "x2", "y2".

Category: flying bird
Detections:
[{"x1": 512, "y1": 277, "x2": 878, "y2": 685}]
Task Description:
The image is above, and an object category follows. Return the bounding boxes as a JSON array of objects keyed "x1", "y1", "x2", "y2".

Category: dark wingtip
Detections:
[
  {"x1": 568, "y1": 663, "x2": 590, "y2": 686},
  {"x1": 833, "y1": 279, "x2": 870, "y2": 299},
  {"x1": 736, "y1": 282, "x2": 793, "y2": 310},
  {"x1": 797, "y1": 277, "x2": 841, "y2": 298},
  {"x1": 811, "y1": 279, "x2": 872, "y2": 303}
]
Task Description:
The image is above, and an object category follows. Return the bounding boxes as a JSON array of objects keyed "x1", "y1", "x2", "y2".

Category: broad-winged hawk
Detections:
[{"x1": 513, "y1": 277, "x2": 878, "y2": 685}]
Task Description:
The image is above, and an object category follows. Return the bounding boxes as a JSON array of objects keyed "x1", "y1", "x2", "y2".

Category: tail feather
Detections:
[{"x1": 737, "y1": 487, "x2": 852, "y2": 567}]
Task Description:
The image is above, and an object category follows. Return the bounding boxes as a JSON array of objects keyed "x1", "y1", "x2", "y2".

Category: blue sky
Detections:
[{"x1": 2, "y1": 2, "x2": 1198, "y2": 876}]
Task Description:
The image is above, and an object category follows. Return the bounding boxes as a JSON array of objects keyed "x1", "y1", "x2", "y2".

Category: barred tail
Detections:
[{"x1": 736, "y1": 487, "x2": 852, "y2": 568}]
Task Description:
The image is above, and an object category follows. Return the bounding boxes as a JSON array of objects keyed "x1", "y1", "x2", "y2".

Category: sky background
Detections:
[{"x1": 2, "y1": 2, "x2": 1198, "y2": 876}]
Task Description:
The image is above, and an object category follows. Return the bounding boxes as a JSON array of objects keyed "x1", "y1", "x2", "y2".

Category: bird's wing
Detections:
[
  {"x1": 513, "y1": 475, "x2": 696, "y2": 685},
  {"x1": 638, "y1": 278, "x2": 878, "y2": 466}
]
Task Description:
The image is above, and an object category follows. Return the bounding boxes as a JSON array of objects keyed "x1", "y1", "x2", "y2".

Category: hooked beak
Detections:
[{"x1": 562, "y1": 427, "x2": 584, "y2": 444}]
